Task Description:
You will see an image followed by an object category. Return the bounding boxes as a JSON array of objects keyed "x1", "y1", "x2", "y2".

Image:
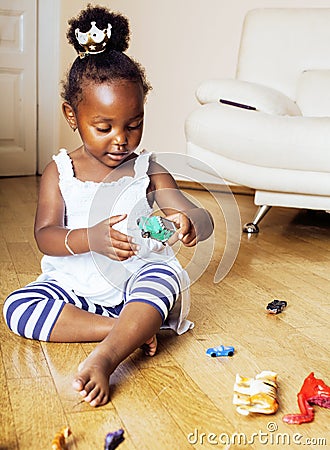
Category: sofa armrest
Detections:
[
  {"x1": 196, "y1": 79, "x2": 301, "y2": 116},
  {"x1": 185, "y1": 102, "x2": 330, "y2": 172}
]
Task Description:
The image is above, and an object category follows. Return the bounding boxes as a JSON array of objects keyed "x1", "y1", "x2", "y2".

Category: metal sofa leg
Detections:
[{"x1": 243, "y1": 205, "x2": 272, "y2": 233}]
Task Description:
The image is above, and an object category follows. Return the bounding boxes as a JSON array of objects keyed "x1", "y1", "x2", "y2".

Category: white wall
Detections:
[{"x1": 54, "y1": 0, "x2": 330, "y2": 181}]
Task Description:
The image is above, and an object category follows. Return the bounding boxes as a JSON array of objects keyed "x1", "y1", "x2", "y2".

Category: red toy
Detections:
[{"x1": 283, "y1": 372, "x2": 330, "y2": 424}]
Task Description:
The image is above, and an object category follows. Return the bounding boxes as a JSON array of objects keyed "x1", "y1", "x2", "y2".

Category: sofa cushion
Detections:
[
  {"x1": 296, "y1": 70, "x2": 330, "y2": 117},
  {"x1": 196, "y1": 79, "x2": 301, "y2": 116}
]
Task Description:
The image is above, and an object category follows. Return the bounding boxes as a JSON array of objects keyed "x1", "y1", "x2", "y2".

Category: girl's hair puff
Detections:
[{"x1": 61, "y1": 4, "x2": 151, "y2": 111}]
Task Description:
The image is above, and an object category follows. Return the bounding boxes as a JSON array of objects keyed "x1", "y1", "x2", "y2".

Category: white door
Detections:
[{"x1": 0, "y1": 0, "x2": 37, "y2": 176}]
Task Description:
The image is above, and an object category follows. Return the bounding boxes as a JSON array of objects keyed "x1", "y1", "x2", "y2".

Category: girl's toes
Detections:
[
  {"x1": 73, "y1": 373, "x2": 94, "y2": 395},
  {"x1": 83, "y1": 384, "x2": 100, "y2": 402},
  {"x1": 72, "y1": 377, "x2": 85, "y2": 392},
  {"x1": 90, "y1": 396, "x2": 103, "y2": 407},
  {"x1": 90, "y1": 391, "x2": 109, "y2": 407},
  {"x1": 143, "y1": 335, "x2": 157, "y2": 356},
  {"x1": 79, "y1": 380, "x2": 96, "y2": 399},
  {"x1": 87, "y1": 389, "x2": 106, "y2": 407}
]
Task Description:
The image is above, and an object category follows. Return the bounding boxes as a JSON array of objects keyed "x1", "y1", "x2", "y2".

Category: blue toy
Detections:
[
  {"x1": 206, "y1": 345, "x2": 235, "y2": 357},
  {"x1": 104, "y1": 429, "x2": 125, "y2": 450}
]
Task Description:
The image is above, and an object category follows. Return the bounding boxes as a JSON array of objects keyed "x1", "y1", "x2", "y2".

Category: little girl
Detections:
[{"x1": 3, "y1": 5, "x2": 213, "y2": 407}]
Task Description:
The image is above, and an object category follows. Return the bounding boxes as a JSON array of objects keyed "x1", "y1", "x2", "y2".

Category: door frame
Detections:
[{"x1": 37, "y1": 0, "x2": 60, "y2": 173}]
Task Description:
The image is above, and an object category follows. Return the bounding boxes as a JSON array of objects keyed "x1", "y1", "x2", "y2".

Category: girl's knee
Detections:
[
  {"x1": 3, "y1": 291, "x2": 28, "y2": 336},
  {"x1": 2, "y1": 290, "x2": 60, "y2": 341},
  {"x1": 126, "y1": 263, "x2": 182, "y2": 323},
  {"x1": 3, "y1": 293, "x2": 26, "y2": 337}
]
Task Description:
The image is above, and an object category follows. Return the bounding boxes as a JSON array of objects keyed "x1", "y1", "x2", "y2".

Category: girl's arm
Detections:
[
  {"x1": 148, "y1": 162, "x2": 214, "y2": 247},
  {"x1": 34, "y1": 162, "x2": 138, "y2": 259},
  {"x1": 34, "y1": 161, "x2": 89, "y2": 256}
]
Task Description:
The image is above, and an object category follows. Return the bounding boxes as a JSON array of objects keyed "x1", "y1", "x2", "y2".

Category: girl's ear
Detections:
[{"x1": 62, "y1": 102, "x2": 77, "y2": 131}]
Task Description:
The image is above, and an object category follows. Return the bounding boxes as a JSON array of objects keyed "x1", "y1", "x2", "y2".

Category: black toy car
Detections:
[{"x1": 266, "y1": 299, "x2": 287, "y2": 314}]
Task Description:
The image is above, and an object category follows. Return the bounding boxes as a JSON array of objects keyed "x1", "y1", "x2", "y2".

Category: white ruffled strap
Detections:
[
  {"x1": 52, "y1": 149, "x2": 75, "y2": 181},
  {"x1": 134, "y1": 151, "x2": 153, "y2": 178}
]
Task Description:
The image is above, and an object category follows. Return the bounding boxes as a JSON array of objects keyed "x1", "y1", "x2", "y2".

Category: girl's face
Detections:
[{"x1": 73, "y1": 80, "x2": 145, "y2": 168}]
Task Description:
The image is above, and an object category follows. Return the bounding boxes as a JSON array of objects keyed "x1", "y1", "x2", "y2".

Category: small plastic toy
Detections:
[
  {"x1": 206, "y1": 345, "x2": 235, "y2": 357},
  {"x1": 51, "y1": 426, "x2": 72, "y2": 450},
  {"x1": 104, "y1": 429, "x2": 125, "y2": 450},
  {"x1": 233, "y1": 371, "x2": 279, "y2": 415},
  {"x1": 282, "y1": 372, "x2": 330, "y2": 424},
  {"x1": 266, "y1": 299, "x2": 287, "y2": 314},
  {"x1": 137, "y1": 216, "x2": 176, "y2": 244}
]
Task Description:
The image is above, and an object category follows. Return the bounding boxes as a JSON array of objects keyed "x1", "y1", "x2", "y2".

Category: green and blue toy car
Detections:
[{"x1": 137, "y1": 216, "x2": 176, "y2": 244}]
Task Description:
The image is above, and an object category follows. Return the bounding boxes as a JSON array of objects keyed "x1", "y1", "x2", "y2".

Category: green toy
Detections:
[{"x1": 136, "y1": 216, "x2": 176, "y2": 244}]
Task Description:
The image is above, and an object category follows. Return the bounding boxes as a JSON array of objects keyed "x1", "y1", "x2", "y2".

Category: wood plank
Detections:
[
  {"x1": 7, "y1": 241, "x2": 41, "y2": 274},
  {"x1": 0, "y1": 345, "x2": 19, "y2": 449},
  {"x1": 0, "y1": 261, "x2": 20, "y2": 302},
  {"x1": 0, "y1": 236, "x2": 12, "y2": 263},
  {"x1": 110, "y1": 360, "x2": 197, "y2": 449},
  {"x1": 140, "y1": 363, "x2": 247, "y2": 449},
  {"x1": 0, "y1": 328, "x2": 50, "y2": 379},
  {"x1": 67, "y1": 409, "x2": 135, "y2": 450},
  {"x1": 7, "y1": 376, "x2": 68, "y2": 450}
]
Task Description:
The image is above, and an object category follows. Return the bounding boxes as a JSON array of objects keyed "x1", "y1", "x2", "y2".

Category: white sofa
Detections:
[{"x1": 185, "y1": 8, "x2": 330, "y2": 232}]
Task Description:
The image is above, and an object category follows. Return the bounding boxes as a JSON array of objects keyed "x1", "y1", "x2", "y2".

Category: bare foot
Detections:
[
  {"x1": 72, "y1": 346, "x2": 116, "y2": 407},
  {"x1": 72, "y1": 335, "x2": 158, "y2": 406},
  {"x1": 141, "y1": 335, "x2": 158, "y2": 356}
]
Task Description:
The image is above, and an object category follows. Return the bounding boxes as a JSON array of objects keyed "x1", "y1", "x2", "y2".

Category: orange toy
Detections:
[
  {"x1": 283, "y1": 372, "x2": 330, "y2": 424},
  {"x1": 51, "y1": 426, "x2": 72, "y2": 450}
]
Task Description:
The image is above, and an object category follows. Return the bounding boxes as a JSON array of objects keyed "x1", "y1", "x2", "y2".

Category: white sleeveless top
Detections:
[{"x1": 37, "y1": 149, "x2": 193, "y2": 334}]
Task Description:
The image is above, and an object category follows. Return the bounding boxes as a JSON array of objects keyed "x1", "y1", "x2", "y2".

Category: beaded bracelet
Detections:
[{"x1": 64, "y1": 229, "x2": 76, "y2": 256}]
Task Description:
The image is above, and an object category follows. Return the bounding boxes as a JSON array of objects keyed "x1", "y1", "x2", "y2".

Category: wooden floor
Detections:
[{"x1": 0, "y1": 176, "x2": 329, "y2": 450}]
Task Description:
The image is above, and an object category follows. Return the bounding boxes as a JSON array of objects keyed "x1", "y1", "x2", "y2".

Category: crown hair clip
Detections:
[{"x1": 75, "y1": 21, "x2": 112, "y2": 58}]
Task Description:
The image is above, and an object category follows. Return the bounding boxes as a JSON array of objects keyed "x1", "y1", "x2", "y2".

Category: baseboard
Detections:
[{"x1": 177, "y1": 180, "x2": 254, "y2": 195}]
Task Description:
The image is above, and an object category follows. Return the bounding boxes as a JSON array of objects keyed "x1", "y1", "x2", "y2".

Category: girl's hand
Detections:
[
  {"x1": 88, "y1": 214, "x2": 139, "y2": 260},
  {"x1": 165, "y1": 212, "x2": 197, "y2": 247}
]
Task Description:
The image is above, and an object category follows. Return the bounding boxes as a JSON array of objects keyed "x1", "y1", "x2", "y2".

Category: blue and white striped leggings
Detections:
[{"x1": 3, "y1": 263, "x2": 180, "y2": 342}]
